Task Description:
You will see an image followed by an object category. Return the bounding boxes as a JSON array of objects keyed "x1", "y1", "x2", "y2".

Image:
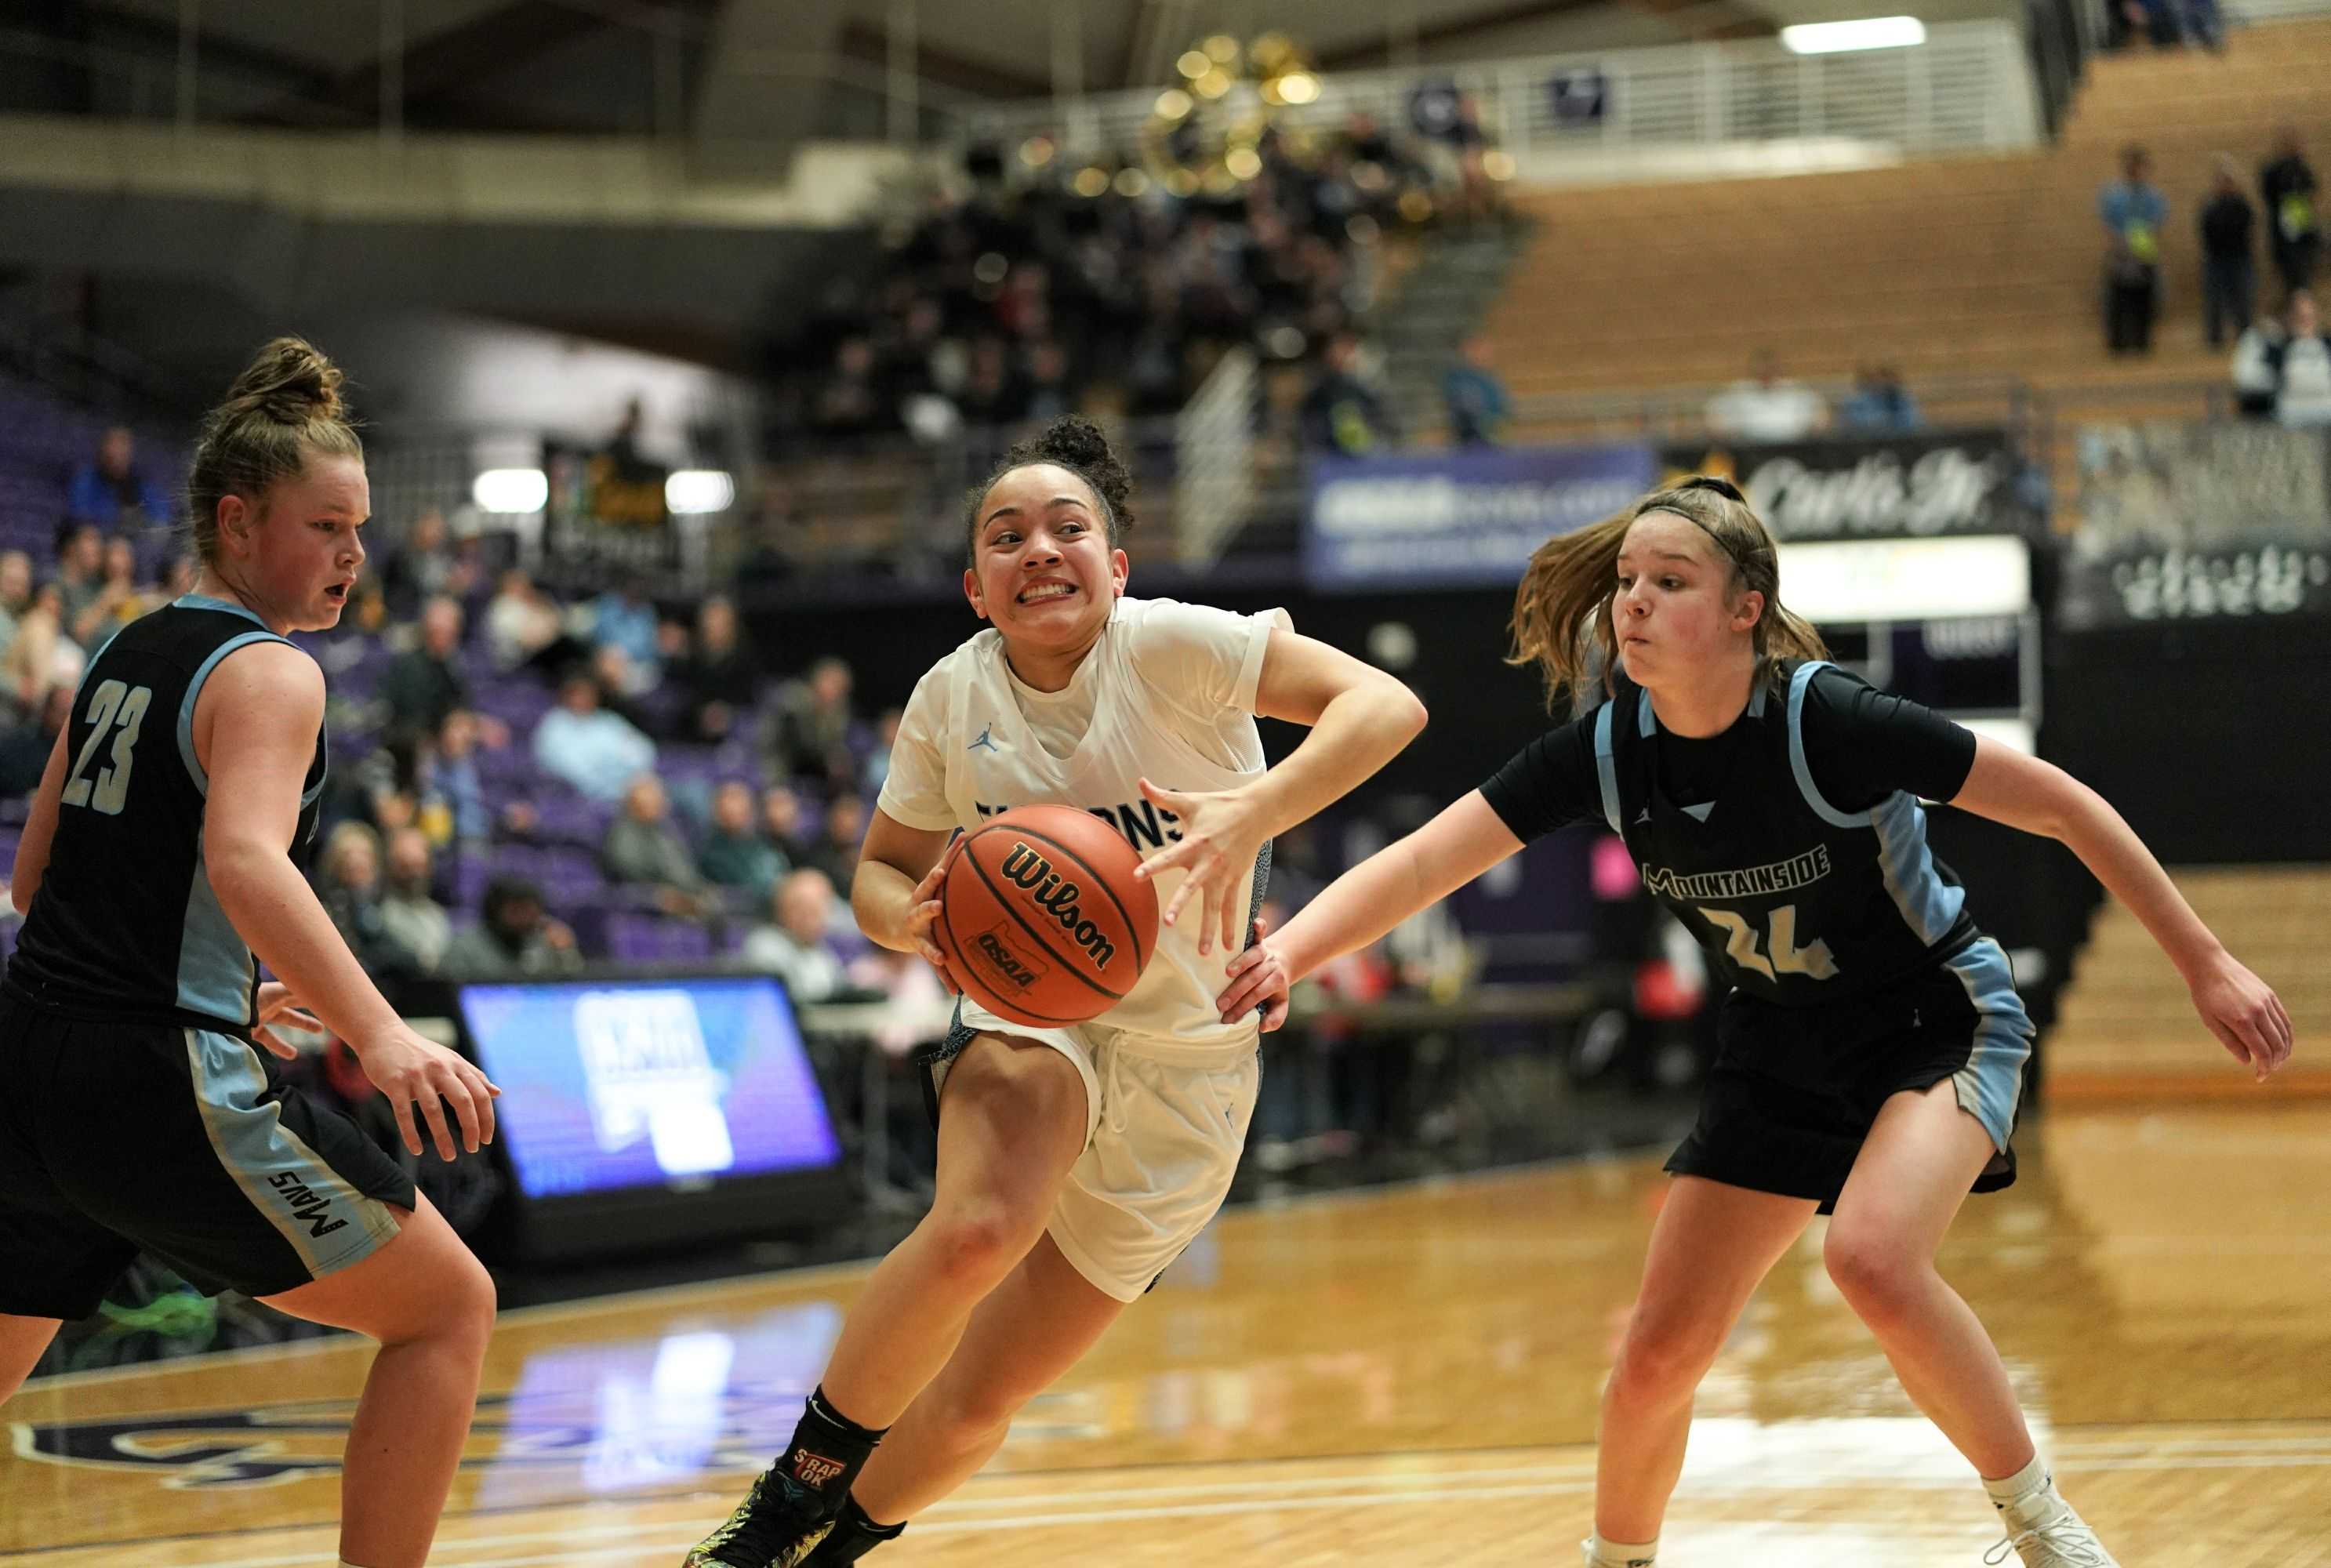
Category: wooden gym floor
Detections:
[{"x1": 3, "y1": 1101, "x2": 2326, "y2": 1566}]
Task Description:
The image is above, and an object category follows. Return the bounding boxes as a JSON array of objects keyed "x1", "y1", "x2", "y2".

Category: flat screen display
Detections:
[{"x1": 455, "y1": 976, "x2": 843, "y2": 1200}]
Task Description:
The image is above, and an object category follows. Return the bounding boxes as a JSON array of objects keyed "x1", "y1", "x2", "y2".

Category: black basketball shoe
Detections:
[{"x1": 681, "y1": 1465, "x2": 835, "y2": 1568}]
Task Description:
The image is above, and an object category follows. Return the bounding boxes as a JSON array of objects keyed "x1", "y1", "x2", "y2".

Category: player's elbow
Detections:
[
  {"x1": 9, "y1": 876, "x2": 34, "y2": 917},
  {"x1": 202, "y1": 833, "x2": 288, "y2": 914}
]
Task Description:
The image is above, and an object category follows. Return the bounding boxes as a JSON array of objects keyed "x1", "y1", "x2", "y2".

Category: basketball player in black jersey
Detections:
[
  {"x1": 1218, "y1": 479, "x2": 2294, "y2": 1568},
  {"x1": 0, "y1": 339, "x2": 501, "y2": 1568}
]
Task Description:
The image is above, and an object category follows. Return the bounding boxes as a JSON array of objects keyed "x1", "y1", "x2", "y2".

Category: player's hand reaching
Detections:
[
  {"x1": 904, "y1": 849, "x2": 959, "y2": 995},
  {"x1": 354, "y1": 1025, "x2": 502, "y2": 1162},
  {"x1": 1132, "y1": 776, "x2": 1271, "y2": 956},
  {"x1": 1216, "y1": 914, "x2": 1294, "y2": 1032},
  {"x1": 252, "y1": 979, "x2": 327, "y2": 1061},
  {"x1": 2188, "y1": 949, "x2": 2295, "y2": 1082}
]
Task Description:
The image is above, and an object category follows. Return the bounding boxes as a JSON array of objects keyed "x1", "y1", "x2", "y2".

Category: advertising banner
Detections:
[
  {"x1": 1304, "y1": 441, "x2": 1658, "y2": 590},
  {"x1": 1658, "y1": 430, "x2": 2042, "y2": 542},
  {"x1": 2064, "y1": 420, "x2": 2331, "y2": 626}
]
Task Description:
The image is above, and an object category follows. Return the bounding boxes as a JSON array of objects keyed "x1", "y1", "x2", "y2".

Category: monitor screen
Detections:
[{"x1": 455, "y1": 975, "x2": 844, "y2": 1201}]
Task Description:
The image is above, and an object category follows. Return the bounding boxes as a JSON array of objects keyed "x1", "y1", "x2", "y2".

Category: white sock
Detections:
[
  {"x1": 1590, "y1": 1534, "x2": 1658, "y2": 1566},
  {"x1": 339, "y1": 1559, "x2": 376, "y2": 1568},
  {"x1": 1982, "y1": 1451, "x2": 2051, "y2": 1512}
]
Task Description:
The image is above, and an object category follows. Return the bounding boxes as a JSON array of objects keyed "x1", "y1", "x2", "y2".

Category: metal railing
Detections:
[{"x1": 960, "y1": 22, "x2": 2040, "y2": 169}]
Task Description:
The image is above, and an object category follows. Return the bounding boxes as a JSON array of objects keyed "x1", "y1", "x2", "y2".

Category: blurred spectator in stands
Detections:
[
  {"x1": 1022, "y1": 340, "x2": 1073, "y2": 424},
  {"x1": 65, "y1": 426, "x2": 170, "y2": 531},
  {"x1": 73, "y1": 537, "x2": 158, "y2": 654},
  {"x1": 590, "y1": 644, "x2": 655, "y2": 734},
  {"x1": 1706, "y1": 350, "x2": 1826, "y2": 441},
  {"x1": 764, "y1": 655, "x2": 859, "y2": 789},
  {"x1": 485, "y1": 568, "x2": 575, "y2": 673},
  {"x1": 699, "y1": 779, "x2": 789, "y2": 899},
  {"x1": 2200, "y1": 156, "x2": 2257, "y2": 349},
  {"x1": 603, "y1": 775, "x2": 714, "y2": 920},
  {"x1": 2257, "y1": 290, "x2": 2331, "y2": 426},
  {"x1": 2101, "y1": 145, "x2": 2167, "y2": 354},
  {"x1": 318, "y1": 822, "x2": 423, "y2": 980},
  {"x1": 2231, "y1": 300, "x2": 2290, "y2": 417},
  {"x1": 591, "y1": 583, "x2": 660, "y2": 693},
  {"x1": 379, "y1": 507, "x2": 474, "y2": 620},
  {"x1": 2262, "y1": 128, "x2": 2321, "y2": 302},
  {"x1": 441, "y1": 877, "x2": 583, "y2": 978},
  {"x1": 383, "y1": 596, "x2": 492, "y2": 746},
  {"x1": 677, "y1": 594, "x2": 760, "y2": 744},
  {"x1": 0, "y1": 681, "x2": 71, "y2": 797},
  {"x1": 1300, "y1": 332, "x2": 1399, "y2": 457},
  {"x1": 533, "y1": 666, "x2": 656, "y2": 803},
  {"x1": 378, "y1": 827, "x2": 452, "y2": 974},
  {"x1": 53, "y1": 523, "x2": 104, "y2": 636},
  {"x1": 0, "y1": 583, "x2": 79, "y2": 729},
  {"x1": 742, "y1": 868, "x2": 849, "y2": 1004},
  {"x1": 1443, "y1": 334, "x2": 1512, "y2": 447},
  {"x1": 1443, "y1": 95, "x2": 1509, "y2": 228},
  {"x1": 419, "y1": 708, "x2": 492, "y2": 847},
  {"x1": 804, "y1": 792, "x2": 866, "y2": 899},
  {"x1": 1838, "y1": 366, "x2": 1923, "y2": 433},
  {"x1": 761, "y1": 786, "x2": 815, "y2": 869},
  {"x1": 0, "y1": 550, "x2": 31, "y2": 656},
  {"x1": 811, "y1": 337, "x2": 893, "y2": 439}
]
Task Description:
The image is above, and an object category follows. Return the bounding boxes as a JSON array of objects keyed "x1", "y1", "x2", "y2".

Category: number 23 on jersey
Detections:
[{"x1": 60, "y1": 678, "x2": 153, "y2": 815}]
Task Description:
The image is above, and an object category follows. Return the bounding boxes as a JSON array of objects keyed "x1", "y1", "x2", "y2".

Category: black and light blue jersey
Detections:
[
  {"x1": 5, "y1": 595, "x2": 326, "y2": 1033},
  {"x1": 1583, "y1": 659, "x2": 1979, "y2": 1005}
]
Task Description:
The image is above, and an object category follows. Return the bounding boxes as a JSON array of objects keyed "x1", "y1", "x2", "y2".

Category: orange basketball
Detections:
[{"x1": 933, "y1": 804, "x2": 1160, "y2": 1029}]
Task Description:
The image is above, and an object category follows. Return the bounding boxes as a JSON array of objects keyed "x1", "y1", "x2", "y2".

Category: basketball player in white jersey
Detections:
[{"x1": 684, "y1": 416, "x2": 1427, "y2": 1566}]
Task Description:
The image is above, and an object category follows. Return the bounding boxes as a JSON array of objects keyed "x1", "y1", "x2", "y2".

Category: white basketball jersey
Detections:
[{"x1": 877, "y1": 595, "x2": 1289, "y2": 1055}]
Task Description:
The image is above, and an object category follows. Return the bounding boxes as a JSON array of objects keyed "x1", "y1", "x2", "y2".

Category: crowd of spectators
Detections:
[{"x1": 768, "y1": 111, "x2": 1460, "y2": 453}]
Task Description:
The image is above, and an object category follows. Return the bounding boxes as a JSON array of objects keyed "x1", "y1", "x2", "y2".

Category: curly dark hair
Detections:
[{"x1": 961, "y1": 416, "x2": 1137, "y2": 566}]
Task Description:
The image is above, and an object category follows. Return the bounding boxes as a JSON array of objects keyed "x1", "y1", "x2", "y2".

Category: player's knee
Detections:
[
  {"x1": 430, "y1": 1249, "x2": 499, "y2": 1359},
  {"x1": 921, "y1": 1203, "x2": 1032, "y2": 1294},
  {"x1": 1609, "y1": 1307, "x2": 1723, "y2": 1403},
  {"x1": 1823, "y1": 1228, "x2": 1923, "y2": 1327}
]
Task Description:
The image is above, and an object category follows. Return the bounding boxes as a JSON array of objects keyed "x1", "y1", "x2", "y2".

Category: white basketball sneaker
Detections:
[{"x1": 1983, "y1": 1485, "x2": 2121, "y2": 1567}]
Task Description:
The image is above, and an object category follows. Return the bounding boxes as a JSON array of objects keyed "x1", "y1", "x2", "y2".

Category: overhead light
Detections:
[
  {"x1": 1780, "y1": 16, "x2": 1926, "y2": 53},
  {"x1": 473, "y1": 468, "x2": 547, "y2": 513},
  {"x1": 666, "y1": 470, "x2": 735, "y2": 514}
]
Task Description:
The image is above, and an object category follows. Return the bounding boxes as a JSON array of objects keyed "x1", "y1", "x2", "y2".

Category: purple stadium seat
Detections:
[{"x1": 605, "y1": 912, "x2": 715, "y2": 965}]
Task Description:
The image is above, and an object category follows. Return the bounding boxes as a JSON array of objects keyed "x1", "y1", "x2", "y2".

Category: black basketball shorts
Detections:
[
  {"x1": 0, "y1": 999, "x2": 415, "y2": 1319},
  {"x1": 1664, "y1": 936, "x2": 2033, "y2": 1214}
]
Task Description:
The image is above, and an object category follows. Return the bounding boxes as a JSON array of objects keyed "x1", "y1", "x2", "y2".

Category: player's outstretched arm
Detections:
[
  {"x1": 200, "y1": 641, "x2": 499, "y2": 1160},
  {"x1": 1948, "y1": 735, "x2": 2295, "y2": 1080},
  {"x1": 1138, "y1": 627, "x2": 1426, "y2": 954},
  {"x1": 1217, "y1": 790, "x2": 1521, "y2": 1029}
]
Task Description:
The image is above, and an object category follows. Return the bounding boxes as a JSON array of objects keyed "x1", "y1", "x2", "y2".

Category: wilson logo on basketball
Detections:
[
  {"x1": 791, "y1": 1448, "x2": 846, "y2": 1488},
  {"x1": 999, "y1": 842, "x2": 1120, "y2": 969},
  {"x1": 974, "y1": 930, "x2": 1040, "y2": 989}
]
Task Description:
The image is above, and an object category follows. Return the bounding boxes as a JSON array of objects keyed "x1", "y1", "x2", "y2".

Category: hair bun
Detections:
[
  {"x1": 1031, "y1": 415, "x2": 1113, "y2": 471},
  {"x1": 220, "y1": 336, "x2": 348, "y2": 427}
]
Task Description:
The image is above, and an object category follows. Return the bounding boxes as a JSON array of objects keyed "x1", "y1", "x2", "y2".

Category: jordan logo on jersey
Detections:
[{"x1": 968, "y1": 724, "x2": 1000, "y2": 753}]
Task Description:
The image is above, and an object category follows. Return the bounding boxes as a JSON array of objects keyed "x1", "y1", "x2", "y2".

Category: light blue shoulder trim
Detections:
[
  {"x1": 1592, "y1": 701, "x2": 1622, "y2": 834},
  {"x1": 1785, "y1": 660, "x2": 1868, "y2": 829},
  {"x1": 1635, "y1": 686, "x2": 1655, "y2": 738},
  {"x1": 172, "y1": 593, "x2": 268, "y2": 627},
  {"x1": 176, "y1": 630, "x2": 292, "y2": 796}
]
